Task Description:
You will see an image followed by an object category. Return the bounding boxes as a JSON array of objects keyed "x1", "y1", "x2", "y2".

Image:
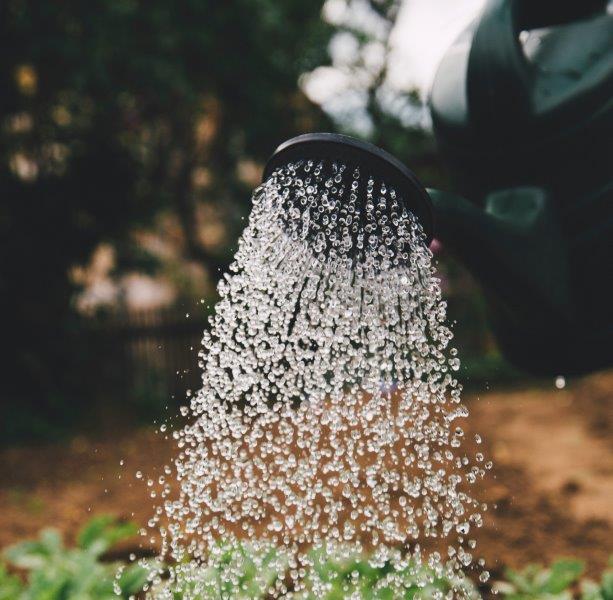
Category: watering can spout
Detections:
[
  {"x1": 428, "y1": 187, "x2": 572, "y2": 316},
  {"x1": 428, "y1": 187, "x2": 582, "y2": 374}
]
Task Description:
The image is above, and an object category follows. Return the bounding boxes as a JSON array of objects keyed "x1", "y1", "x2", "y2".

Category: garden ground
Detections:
[{"x1": 1, "y1": 370, "x2": 611, "y2": 584}]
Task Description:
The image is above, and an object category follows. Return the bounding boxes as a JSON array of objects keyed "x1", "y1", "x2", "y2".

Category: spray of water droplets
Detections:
[{"x1": 139, "y1": 159, "x2": 490, "y2": 598}]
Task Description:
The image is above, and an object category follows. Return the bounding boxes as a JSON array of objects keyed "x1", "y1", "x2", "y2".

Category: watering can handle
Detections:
[{"x1": 467, "y1": 0, "x2": 609, "y2": 137}]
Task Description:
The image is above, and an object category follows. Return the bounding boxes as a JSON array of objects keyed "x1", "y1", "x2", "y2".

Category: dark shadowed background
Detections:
[{"x1": 1, "y1": 0, "x2": 504, "y2": 443}]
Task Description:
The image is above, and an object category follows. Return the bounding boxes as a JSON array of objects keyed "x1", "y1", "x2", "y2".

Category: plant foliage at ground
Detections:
[
  {"x1": 0, "y1": 515, "x2": 147, "y2": 599},
  {"x1": 1, "y1": 516, "x2": 612, "y2": 599}
]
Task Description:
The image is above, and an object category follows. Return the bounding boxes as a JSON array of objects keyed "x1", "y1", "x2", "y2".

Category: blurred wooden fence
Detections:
[{"x1": 87, "y1": 308, "x2": 209, "y2": 408}]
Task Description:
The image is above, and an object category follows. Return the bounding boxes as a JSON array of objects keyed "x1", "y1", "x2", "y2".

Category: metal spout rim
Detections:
[{"x1": 262, "y1": 132, "x2": 435, "y2": 244}]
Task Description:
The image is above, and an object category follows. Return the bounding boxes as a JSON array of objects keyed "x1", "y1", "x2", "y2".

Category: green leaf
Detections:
[
  {"x1": 602, "y1": 571, "x2": 613, "y2": 600},
  {"x1": 547, "y1": 559, "x2": 585, "y2": 594},
  {"x1": 504, "y1": 564, "x2": 538, "y2": 592},
  {"x1": 117, "y1": 563, "x2": 149, "y2": 595},
  {"x1": 0, "y1": 563, "x2": 24, "y2": 600},
  {"x1": 581, "y1": 579, "x2": 604, "y2": 600},
  {"x1": 77, "y1": 514, "x2": 137, "y2": 555},
  {"x1": 500, "y1": 559, "x2": 584, "y2": 597},
  {"x1": 3, "y1": 535, "x2": 61, "y2": 571},
  {"x1": 24, "y1": 567, "x2": 70, "y2": 600}
]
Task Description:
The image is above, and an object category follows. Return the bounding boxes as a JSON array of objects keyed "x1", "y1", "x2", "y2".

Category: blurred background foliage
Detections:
[{"x1": 0, "y1": 0, "x2": 506, "y2": 444}]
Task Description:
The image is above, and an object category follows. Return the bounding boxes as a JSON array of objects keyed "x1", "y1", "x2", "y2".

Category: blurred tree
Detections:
[
  {"x1": 0, "y1": 0, "x2": 332, "y2": 439},
  {"x1": 302, "y1": 0, "x2": 435, "y2": 164}
]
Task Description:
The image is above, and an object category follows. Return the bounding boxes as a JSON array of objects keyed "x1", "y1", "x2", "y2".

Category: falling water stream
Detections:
[{"x1": 135, "y1": 159, "x2": 490, "y2": 598}]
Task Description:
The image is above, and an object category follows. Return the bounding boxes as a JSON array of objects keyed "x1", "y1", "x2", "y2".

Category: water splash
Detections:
[{"x1": 139, "y1": 159, "x2": 490, "y2": 598}]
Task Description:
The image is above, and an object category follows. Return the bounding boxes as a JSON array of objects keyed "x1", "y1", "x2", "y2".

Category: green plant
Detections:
[
  {"x1": 0, "y1": 515, "x2": 147, "y2": 599},
  {"x1": 0, "y1": 563, "x2": 24, "y2": 600},
  {"x1": 297, "y1": 549, "x2": 478, "y2": 599},
  {"x1": 3, "y1": 520, "x2": 612, "y2": 600},
  {"x1": 580, "y1": 558, "x2": 613, "y2": 600},
  {"x1": 147, "y1": 541, "x2": 286, "y2": 598},
  {"x1": 494, "y1": 559, "x2": 586, "y2": 599},
  {"x1": 149, "y1": 543, "x2": 475, "y2": 599}
]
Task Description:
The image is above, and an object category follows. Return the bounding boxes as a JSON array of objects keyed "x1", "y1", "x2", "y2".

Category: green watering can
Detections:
[
  {"x1": 263, "y1": 1, "x2": 611, "y2": 377},
  {"x1": 428, "y1": 0, "x2": 613, "y2": 376}
]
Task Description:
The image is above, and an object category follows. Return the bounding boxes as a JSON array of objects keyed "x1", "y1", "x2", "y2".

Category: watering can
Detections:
[
  {"x1": 264, "y1": 0, "x2": 612, "y2": 377},
  {"x1": 427, "y1": 0, "x2": 613, "y2": 376}
]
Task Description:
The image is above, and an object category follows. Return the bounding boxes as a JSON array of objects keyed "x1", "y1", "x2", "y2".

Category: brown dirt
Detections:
[
  {"x1": 1, "y1": 371, "x2": 611, "y2": 582},
  {"x1": 465, "y1": 371, "x2": 613, "y2": 580}
]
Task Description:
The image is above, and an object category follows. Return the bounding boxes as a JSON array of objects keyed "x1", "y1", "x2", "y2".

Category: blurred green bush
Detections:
[{"x1": 0, "y1": 515, "x2": 147, "y2": 599}]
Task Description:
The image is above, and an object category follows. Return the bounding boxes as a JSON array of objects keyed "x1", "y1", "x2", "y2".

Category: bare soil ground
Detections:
[{"x1": 1, "y1": 371, "x2": 611, "y2": 582}]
